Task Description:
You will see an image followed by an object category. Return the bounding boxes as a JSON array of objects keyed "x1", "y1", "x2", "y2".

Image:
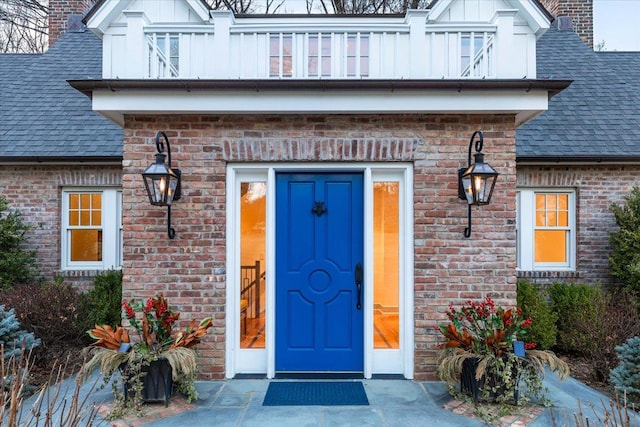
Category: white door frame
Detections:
[{"x1": 225, "y1": 163, "x2": 414, "y2": 379}]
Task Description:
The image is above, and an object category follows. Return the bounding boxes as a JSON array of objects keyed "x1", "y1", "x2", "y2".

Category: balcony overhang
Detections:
[{"x1": 68, "y1": 78, "x2": 571, "y2": 127}]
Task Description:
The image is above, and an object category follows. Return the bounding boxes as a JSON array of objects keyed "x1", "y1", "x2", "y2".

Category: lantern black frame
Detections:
[
  {"x1": 458, "y1": 130, "x2": 499, "y2": 238},
  {"x1": 141, "y1": 131, "x2": 182, "y2": 239}
]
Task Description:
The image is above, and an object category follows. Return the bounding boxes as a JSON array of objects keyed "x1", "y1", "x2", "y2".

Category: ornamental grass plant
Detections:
[
  {"x1": 80, "y1": 294, "x2": 212, "y2": 418},
  {"x1": 437, "y1": 296, "x2": 569, "y2": 406}
]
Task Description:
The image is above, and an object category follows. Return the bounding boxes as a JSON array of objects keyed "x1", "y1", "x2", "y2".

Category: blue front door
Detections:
[{"x1": 275, "y1": 173, "x2": 364, "y2": 372}]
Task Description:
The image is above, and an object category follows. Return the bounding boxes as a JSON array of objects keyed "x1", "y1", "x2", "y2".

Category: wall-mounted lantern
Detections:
[
  {"x1": 458, "y1": 130, "x2": 499, "y2": 238},
  {"x1": 142, "y1": 131, "x2": 182, "y2": 239}
]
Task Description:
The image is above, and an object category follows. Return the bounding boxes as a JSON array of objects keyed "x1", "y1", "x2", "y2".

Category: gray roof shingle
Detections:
[
  {"x1": 0, "y1": 29, "x2": 122, "y2": 162},
  {"x1": 517, "y1": 26, "x2": 640, "y2": 161}
]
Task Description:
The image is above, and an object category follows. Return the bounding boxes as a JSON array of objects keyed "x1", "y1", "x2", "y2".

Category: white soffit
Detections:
[{"x1": 90, "y1": 89, "x2": 549, "y2": 127}]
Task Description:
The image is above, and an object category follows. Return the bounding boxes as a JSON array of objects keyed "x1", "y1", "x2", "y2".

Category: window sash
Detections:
[
  {"x1": 62, "y1": 189, "x2": 122, "y2": 270},
  {"x1": 517, "y1": 190, "x2": 575, "y2": 270}
]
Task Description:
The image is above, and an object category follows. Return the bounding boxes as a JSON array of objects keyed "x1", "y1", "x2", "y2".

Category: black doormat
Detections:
[{"x1": 262, "y1": 381, "x2": 369, "y2": 406}]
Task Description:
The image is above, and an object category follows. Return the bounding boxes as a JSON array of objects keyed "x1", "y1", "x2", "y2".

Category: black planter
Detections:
[
  {"x1": 460, "y1": 357, "x2": 519, "y2": 404},
  {"x1": 122, "y1": 358, "x2": 173, "y2": 407}
]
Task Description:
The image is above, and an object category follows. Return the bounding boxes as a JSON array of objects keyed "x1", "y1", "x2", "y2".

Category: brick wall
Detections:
[
  {"x1": 123, "y1": 113, "x2": 517, "y2": 380},
  {"x1": 0, "y1": 165, "x2": 122, "y2": 289},
  {"x1": 539, "y1": 0, "x2": 593, "y2": 48},
  {"x1": 48, "y1": 0, "x2": 96, "y2": 47},
  {"x1": 517, "y1": 164, "x2": 639, "y2": 286}
]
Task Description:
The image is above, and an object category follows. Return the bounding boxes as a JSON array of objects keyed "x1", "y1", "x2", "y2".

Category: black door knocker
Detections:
[{"x1": 312, "y1": 201, "x2": 327, "y2": 217}]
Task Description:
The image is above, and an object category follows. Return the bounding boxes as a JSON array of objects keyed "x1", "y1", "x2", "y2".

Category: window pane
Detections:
[
  {"x1": 360, "y1": 57, "x2": 369, "y2": 76},
  {"x1": 70, "y1": 229, "x2": 102, "y2": 261},
  {"x1": 558, "y1": 211, "x2": 568, "y2": 227},
  {"x1": 360, "y1": 36, "x2": 369, "y2": 55},
  {"x1": 240, "y1": 182, "x2": 266, "y2": 349},
  {"x1": 269, "y1": 58, "x2": 279, "y2": 77},
  {"x1": 321, "y1": 38, "x2": 331, "y2": 55},
  {"x1": 321, "y1": 57, "x2": 331, "y2": 76},
  {"x1": 309, "y1": 35, "x2": 318, "y2": 55},
  {"x1": 69, "y1": 211, "x2": 79, "y2": 226},
  {"x1": 535, "y1": 230, "x2": 567, "y2": 263},
  {"x1": 558, "y1": 194, "x2": 568, "y2": 210},
  {"x1": 92, "y1": 211, "x2": 102, "y2": 226},
  {"x1": 70, "y1": 193, "x2": 79, "y2": 209},
  {"x1": 347, "y1": 36, "x2": 356, "y2": 55},
  {"x1": 283, "y1": 57, "x2": 292, "y2": 77},
  {"x1": 81, "y1": 193, "x2": 91, "y2": 209},
  {"x1": 269, "y1": 35, "x2": 278, "y2": 55},
  {"x1": 373, "y1": 182, "x2": 399, "y2": 349},
  {"x1": 536, "y1": 211, "x2": 545, "y2": 227},
  {"x1": 81, "y1": 210, "x2": 91, "y2": 226},
  {"x1": 535, "y1": 194, "x2": 545, "y2": 210},
  {"x1": 308, "y1": 57, "x2": 318, "y2": 76}
]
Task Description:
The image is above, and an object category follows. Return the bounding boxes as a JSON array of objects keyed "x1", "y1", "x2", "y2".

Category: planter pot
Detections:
[
  {"x1": 122, "y1": 358, "x2": 173, "y2": 407},
  {"x1": 460, "y1": 357, "x2": 519, "y2": 404}
]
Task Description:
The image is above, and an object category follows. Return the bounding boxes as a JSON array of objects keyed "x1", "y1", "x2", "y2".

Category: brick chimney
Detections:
[
  {"x1": 539, "y1": 0, "x2": 593, "y2": 49},
  {"x1": 48, "y1": 0, "x2": 97, "y2": 48}
]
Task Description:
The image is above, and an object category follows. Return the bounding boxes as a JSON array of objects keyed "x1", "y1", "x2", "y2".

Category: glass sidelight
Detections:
[
  {"x1": 240, "y1": 182, "x2": 267, "y2": 349},
  {"x1": 373, "y1": 182, "x2": 399, "y2": 349}
]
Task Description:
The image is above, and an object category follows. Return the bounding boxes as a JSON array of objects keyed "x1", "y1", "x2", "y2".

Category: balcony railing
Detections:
[{"x1": 106, "y1": 10, "x2": 533, "y2": 80}]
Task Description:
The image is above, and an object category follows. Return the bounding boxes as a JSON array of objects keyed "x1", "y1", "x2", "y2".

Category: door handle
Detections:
[{"x1": 355, "y1": 262, "x2": 363, "y2": 310}]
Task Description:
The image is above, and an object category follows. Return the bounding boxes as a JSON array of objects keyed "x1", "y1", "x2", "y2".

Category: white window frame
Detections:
[
  {"x1": 517, "y1": 189, "x2": 576, "y2": 271},
  {"x1": 61, "y1": 188, "x2": 123, "y2": 271}
]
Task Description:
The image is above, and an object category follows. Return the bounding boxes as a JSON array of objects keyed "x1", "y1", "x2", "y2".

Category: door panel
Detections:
[{"x1": 276, "y1": 173, "x2": 363, "y2": 372}]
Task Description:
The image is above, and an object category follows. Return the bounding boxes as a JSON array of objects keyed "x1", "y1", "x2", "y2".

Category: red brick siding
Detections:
[
  {"x1": 540, "y1": 0, "x2": 593, "y2": 48},
  {"x1": 0, "y1": 165, "x2": 122, "y2": 289},
  {"x1": 48, "y1": 0, "x2": 96, "y2": 47},
  {"x1": 123, "y1": 113, "x2": 518, "y2": 380},
  {"x1": 517, "y1": 165, "x2": 639, "y2": 285}
]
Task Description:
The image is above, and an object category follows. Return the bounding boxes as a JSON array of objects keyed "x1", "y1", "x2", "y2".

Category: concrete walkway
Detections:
[{"x1": 72, "y1": 372, "x2": 629, "y2": 427}]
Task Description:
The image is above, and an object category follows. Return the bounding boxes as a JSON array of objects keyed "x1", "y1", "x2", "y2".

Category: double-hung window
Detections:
[
  {"x1": 269, "y1": 34, "x2": 293, "y2": 78},
  {"x1": 62, "y1": 189, "x2": 122, "y2": 270},
  {"x1": 517, "y1": 189, "x2": 575, "y2": 271}
]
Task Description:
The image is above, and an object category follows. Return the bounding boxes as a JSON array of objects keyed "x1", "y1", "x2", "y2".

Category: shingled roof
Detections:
[
  {"x1": 517, "y1": 25, "x2": 640, "y2": 163},
  {"x1": 0, "y1": 29, "x2": 122, "y2": 163}
]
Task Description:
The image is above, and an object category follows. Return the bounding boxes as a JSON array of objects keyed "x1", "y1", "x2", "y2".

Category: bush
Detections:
[
  {"x1": 550, "y1": 282, "x2": 640, "y2": 381},
  {"x1": 549, "y1": 282, "x2": 602, "y2": 355},
  {"x1": 610, "y1": 186, "x2": 640, "y2": 297},
  {"x1": 517, "y1": 280, "x2": 557, "y2": 350},
  {"x1": 0, "y1": 196, "x2": 39, "y2": 290},
  {"x1": 610, "y1": 336, "x2": 640, "y2": 403},
  {"x1": 77, "y1": 269, "x2": 123, "y2": 333},
  {"x1": 0, "y1": 279, "x2": 85, "y2": 351}
]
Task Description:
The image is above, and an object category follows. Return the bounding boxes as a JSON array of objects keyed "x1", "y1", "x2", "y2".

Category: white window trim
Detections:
[
  {"x1": 517, "y1": 189, "x2": 576, "y2": 271},
  {"x1": 61, "y1": 188, "x2": 123, "y2": 271},
  {"x1": 225, "y1": 163, "x2": 414, "y2": 380}
]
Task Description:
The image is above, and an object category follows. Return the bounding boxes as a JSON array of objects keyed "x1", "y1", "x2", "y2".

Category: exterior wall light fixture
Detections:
[
  {"x1": 142, "y1": 131, "x2": 182, "y2": 239},
  {"x1": 458, "y1": 130, "x2": 499, "y2": 238}
]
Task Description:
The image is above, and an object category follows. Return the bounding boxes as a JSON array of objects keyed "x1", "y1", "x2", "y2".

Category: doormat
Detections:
[{"x1": 262, "y1": 381, "x2": 369, "y2": 406}]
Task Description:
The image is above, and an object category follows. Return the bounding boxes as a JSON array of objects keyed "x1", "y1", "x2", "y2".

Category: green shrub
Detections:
[
  {"x1": 610, "y1": 336, "x2": 640, "y2": 403},
  {"x1": 548, "y1": 282, "x2": 602, "y2": 355},
  {"x1": 77, "y1": 269, "x2": 123, "y2": 333},
  {"x1": 0, "y1": 196, "x2": 39, "y2": 289},
  {"x1": 516, "y1": 280, "x2": 557, "y2": 350},
  {"x1": 610, "y1": 186, "x2": 640, "y2": 296},
  {"x1": 550, "y1": 283, "x2": 640, "y2": 381}
]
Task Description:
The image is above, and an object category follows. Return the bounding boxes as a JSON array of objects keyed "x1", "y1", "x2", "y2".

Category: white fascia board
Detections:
[
  {"x1": 426, "y1": 0, "x2": 453, "y2": 22},
  {"x1": 186, "y1": 0, "x2": 211, "y2": 21},
  {"x1": 507, "y1": 0, "x2": 551, "y2": 36},
  {"x1": 90, "y1": 89, "x2": 549, "y2": 124},
  {"x1": 86, "y1": 0, "x2": 133, "y2": 37}
]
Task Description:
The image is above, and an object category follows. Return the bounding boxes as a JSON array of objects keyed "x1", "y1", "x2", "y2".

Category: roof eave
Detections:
[
  {"x1": 517, "y1": 155, "x2": 640, "y2": 165},
  {"x1": 68, "y1": 78, "x2": 573, "y2": 97}
]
